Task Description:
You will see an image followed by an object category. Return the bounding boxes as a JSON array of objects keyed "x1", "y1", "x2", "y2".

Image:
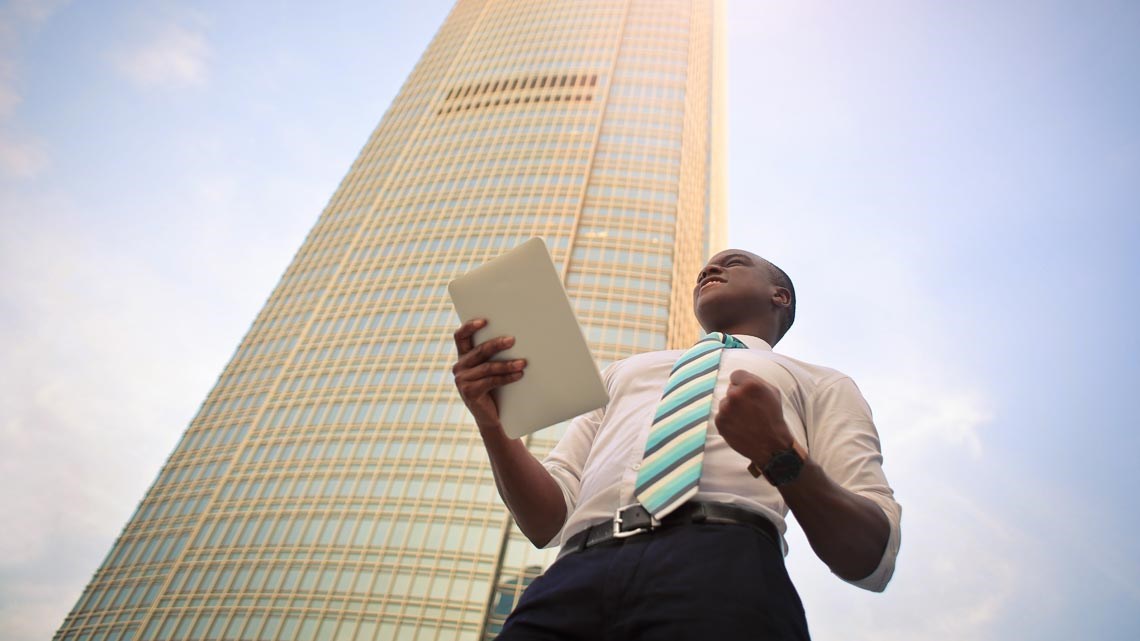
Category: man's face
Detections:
[{"x1": 692, "y1": 250, "x2": 774, "y2": 330}]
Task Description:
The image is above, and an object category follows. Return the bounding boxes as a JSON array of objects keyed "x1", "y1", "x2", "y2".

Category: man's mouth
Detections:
[{"x1": 698, "y1": 278, "x2": 726, "y2": 292}]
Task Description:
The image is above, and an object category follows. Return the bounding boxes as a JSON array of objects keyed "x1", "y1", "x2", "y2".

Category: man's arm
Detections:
[
  {"x1": 715, "y1": 370, "x2": 891, "y2": 583},
  {"x1": 775, "y1": 459, "x2": 890, "y2": 581},
  {"x1": 452, "y1": 318, "x2": 567, "y2": 547}
]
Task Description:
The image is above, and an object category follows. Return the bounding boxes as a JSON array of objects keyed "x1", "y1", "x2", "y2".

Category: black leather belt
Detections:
[{"x1": 557, "y1": 501, "x2": 779, "y2": 560}]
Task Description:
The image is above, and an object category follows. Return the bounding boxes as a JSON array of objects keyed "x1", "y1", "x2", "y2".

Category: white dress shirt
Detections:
[{"x1": 541, "y1": 334, "x2": 902, "y2": 592}]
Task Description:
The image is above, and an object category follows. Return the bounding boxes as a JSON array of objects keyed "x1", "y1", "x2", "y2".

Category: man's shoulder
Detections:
[
  {"x1": 769, "y1": 353, "x2": 877, "y2": 423},
  {"x1": 769, "y1": 351, "x2": 853, "y2": 393},
  {"x1": 606, "y1": 348, "x2": 684, "y2": 372},
  {"x1": 601, "y1": 349, "x2": 684, "y2": 390}
]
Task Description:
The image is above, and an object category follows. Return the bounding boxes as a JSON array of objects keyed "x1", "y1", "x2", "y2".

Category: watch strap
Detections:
[{"x1": 747, "y1": 440, "x2": 808, "y2": 479}]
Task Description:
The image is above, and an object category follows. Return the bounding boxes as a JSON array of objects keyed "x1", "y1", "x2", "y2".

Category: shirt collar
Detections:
[{"x1": 733, "y1": 334, "x2": 773, "y2": 352}]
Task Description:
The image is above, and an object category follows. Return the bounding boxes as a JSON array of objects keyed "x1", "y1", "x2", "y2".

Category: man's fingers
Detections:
[
  {"x1": 458, "y1": 371, "x2": 524, "y2": 399},
  {"x1": 716, "y1": 396, "x2": 736, "y2": 426},
  {"x1": 729, "y1": 369, "x2": 761, "y2": 386},
  {"x1": 454, "y1": 358, "x2": 527, "y2": 383},
  {"x1": 728, "y1": 369, "x2": 778, "y2": 398},
  {"x1": 453, "y1": 318, "x2": 487, "y2": 355},
  {"x1": 452, "y1": 335, "x2": 516, "y2": 373}
]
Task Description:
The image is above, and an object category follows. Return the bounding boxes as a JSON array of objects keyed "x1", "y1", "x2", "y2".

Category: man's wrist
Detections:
[
  {"x1": 748, "y1": 440, "x2": 808, "y2": 486},
  {"x1": 477, "y1": 419, "x2": 517, "y2": 444}
]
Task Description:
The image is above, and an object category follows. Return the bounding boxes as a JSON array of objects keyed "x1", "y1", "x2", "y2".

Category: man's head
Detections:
[{"x1": 692, "y1": 250, "x2": 796, "y2": 346}]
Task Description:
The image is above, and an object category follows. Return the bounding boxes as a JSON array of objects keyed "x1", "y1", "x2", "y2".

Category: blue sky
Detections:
[{"x1": 1, "y1": 1, "x2": 1137, "y2": 640}]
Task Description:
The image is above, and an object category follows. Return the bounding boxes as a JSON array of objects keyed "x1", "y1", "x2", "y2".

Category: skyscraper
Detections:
[{"x1": 55, "y1": 0, "x2": 725, "y2": 639}]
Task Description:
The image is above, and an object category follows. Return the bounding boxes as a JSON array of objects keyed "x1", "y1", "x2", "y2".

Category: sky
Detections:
[{"x1": 1, "y1": 1, "x2": 1138, "y2": 640}]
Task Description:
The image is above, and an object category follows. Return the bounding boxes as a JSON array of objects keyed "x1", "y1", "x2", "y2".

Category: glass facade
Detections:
[{"x1": 54, "y1": 1, "x2": 725, "y2": 640}]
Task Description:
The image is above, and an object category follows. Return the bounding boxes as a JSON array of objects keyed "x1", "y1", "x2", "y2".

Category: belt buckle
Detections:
[{"x1": 612, "y1": 504, "x2": 659, "y2": 539}]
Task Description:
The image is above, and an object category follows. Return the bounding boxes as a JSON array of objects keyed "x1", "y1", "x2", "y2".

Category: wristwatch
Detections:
[{"x1": 748, "y1": 440, "x2": 808, "y2": 486}]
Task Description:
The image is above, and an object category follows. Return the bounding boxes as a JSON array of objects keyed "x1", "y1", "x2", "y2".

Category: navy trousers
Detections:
[{"x1": 496, "y1": 523, "x2": 811, "y2": 640}]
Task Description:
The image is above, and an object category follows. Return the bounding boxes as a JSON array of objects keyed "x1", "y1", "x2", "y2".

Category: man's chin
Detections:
[
  {"x1": 694, "y1": 307, "x2": 727, "y2": 333},
  {"x1": 696, "y1": 303, "x2": 749, "y2": 335}
]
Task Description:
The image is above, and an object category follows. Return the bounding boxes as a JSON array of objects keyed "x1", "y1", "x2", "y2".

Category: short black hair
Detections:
[{"x1": 761, "y1": 259, "x2": 796, "y2": 342}]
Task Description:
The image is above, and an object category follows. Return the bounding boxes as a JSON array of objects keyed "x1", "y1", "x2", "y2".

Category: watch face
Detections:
[{"x1": 764, "y1": 449, "x2": 804, "y2": 486}]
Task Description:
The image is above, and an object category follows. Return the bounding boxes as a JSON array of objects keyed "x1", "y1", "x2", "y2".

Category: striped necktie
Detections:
[{"x1": 635, "y1": 332, "x2": 747, "y2": 519}]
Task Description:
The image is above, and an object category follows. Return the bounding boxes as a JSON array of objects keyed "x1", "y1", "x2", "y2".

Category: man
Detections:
[{"x1": 452, "y1": 250, "x2": 901, "y2": 640}]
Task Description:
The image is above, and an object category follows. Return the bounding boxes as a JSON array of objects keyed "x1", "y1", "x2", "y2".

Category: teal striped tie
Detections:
[{"x1": 635, "y1": 332, "x2": 747, "y2": 519}]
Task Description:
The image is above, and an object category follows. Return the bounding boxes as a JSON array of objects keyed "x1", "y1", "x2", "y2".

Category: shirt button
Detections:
[{"x1": 632, "y1": 463, "x2": 641, "y2": 470}]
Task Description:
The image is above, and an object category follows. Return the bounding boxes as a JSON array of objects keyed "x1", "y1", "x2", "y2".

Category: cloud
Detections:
[
  {"x1": 1, "y1": 0, "x2": 68, "y2": 24},
  {"x1": 783, "y1": 449, "x2": 1048, "y2": 641},
  {"x1": 111, "y1": 22, "x2": 211, "y2": 89},
  {"x1": 0, "y1": 129, "x2": 47, "y2": 177},
  {"x1": 0, "y1": 0, "x2": 66, "y2": 179},
  {"x1": 0, "y1": 59, "x2": 19, "y2": 117},
  {"x1": 0, "y1": 578, "x2": 75, "y2": 641},
  {"x1": 0, "y1": 148, "x2": 320, "y2": 639},
  {"x1": 867, "y1": 377, "x2": 993, "y2": 460},
  {"x1": 0, "y1": 189, "x2": 237, "y2": 639},
  {"x1": 0, "y1": 0, "x2": 69, "y2": 108}
]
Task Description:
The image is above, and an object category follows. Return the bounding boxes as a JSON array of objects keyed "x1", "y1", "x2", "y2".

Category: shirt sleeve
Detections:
[
  {"x1": 538, "y1": 362, "x2": 614, "y2": 544},
  {"x1": 808, "y1": 376, "x2": 902, "y2": 592}
]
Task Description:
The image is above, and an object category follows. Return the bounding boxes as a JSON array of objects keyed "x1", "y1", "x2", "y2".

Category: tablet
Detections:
[{"x1": 448, "y1": 237, "x2": 609, "y2": 438}]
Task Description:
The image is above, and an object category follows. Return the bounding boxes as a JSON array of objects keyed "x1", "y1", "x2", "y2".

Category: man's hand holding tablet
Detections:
[
  {"x1": 447, "y1": 237, "x2": 608, "y2": 439},
  {"x1": 451, "y1": 319, "x2": 526, "y2": 435}
]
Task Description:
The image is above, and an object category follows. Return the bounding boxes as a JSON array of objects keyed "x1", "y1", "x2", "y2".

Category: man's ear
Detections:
[{"x1": 771, "y1": 286, "x2": 791, "y2": 310}]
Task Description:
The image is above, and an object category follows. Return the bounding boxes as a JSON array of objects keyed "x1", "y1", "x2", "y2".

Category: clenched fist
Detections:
[{"x1": 715, "y1": 369, "x2": 796, "y2": 469}]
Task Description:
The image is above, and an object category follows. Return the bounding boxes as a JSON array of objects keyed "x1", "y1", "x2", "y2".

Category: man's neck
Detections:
[{"x1": 707, "y1": 323, "x2": 776, "y2": 346}]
